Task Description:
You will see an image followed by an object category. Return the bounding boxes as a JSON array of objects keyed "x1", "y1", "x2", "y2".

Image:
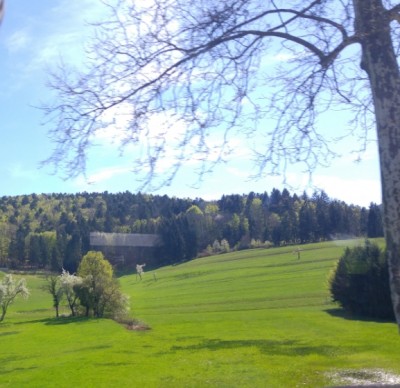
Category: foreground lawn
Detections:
[{"x1": 1, "y1": 239, "x2": 399, "y2": 387}]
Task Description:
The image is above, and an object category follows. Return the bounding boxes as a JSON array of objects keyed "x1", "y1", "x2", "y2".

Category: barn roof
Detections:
[{"x1": 90, "y1": 232, "x2": 161, "y2": 247}]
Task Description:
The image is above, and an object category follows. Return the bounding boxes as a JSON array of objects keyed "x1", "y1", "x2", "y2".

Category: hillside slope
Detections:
[{"x1": 1, "y1": 239, "x2": 399, "y2": 387}]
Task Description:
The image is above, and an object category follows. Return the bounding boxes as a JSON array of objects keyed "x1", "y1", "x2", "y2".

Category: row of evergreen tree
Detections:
[{"x1": 0, "y1": 189, "x2": 383, "y2": 271}]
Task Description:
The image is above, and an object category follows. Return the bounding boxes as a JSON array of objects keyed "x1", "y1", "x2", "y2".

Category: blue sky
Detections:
[{"x1": 0, "y1": 0, "x2": 382, "y2": 207}]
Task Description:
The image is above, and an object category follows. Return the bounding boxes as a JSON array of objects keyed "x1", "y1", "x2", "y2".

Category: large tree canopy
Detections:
[
  {"x1": 43, "y1": 0, "x2": 376, "y2": 186},
  {"x1": 43, "y1": 0, "x2": 400, "y2": 329}
]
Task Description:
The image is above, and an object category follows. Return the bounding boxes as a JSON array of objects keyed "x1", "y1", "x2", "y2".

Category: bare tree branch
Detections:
[
  {"x1": 42, "y1": 0, "x2": 365, "y2": 190},
  {"x1": 389, "y1": 3, "x2": 400, "y2": 23}
]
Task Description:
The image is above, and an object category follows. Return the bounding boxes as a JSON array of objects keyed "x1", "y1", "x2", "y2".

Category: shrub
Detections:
[
  {"x1": 329, "y1": 240, "x2": 394, "y2": 320},
  {"x1": 249, "y1": 239, "x2": 273, "y2": 249},
  {"x1": 220, "y1": 239, "x2": 230, "y2": 253}
]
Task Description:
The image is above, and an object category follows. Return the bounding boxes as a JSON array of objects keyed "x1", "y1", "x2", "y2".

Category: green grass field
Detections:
[{"x1": 1, "y1": 239, "x2": 399, "y2": 387}]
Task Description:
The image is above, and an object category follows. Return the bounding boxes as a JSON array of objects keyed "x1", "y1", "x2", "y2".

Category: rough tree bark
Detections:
[
  {"x1": 353, "y1": 0, "x2": 400, "y2": 327},
  {"x1": 0, "y1": 0, "x2": 4, "y2": 24}
]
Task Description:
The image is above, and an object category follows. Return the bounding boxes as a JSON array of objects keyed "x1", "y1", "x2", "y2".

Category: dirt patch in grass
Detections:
[
  {"x1": 113, "y1": 316, "x2": 151, "y2": 331},
  {"x1": 126, "y1": 323, "x2": 151, "y2": 331},
  {"x1": 329, "y1": 369, "x2": 400, "y2": 386}
]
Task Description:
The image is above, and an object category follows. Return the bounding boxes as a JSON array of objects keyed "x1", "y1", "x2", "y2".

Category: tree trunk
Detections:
[
  {"x1": 353, "y1": 0, "x2": 400, "y2": 329},
  {"x1": 0, "y1": 304, "x2": 7, "y2": 322}
]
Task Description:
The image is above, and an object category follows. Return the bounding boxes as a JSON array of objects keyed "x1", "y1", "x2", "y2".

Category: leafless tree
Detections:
[{"x1": 42, "y1": 0, "x2": 400, "y2": 329}]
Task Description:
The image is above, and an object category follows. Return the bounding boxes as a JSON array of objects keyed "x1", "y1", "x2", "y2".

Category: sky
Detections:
[{"x1": 0, "y1": 0, "x2": 382, "y2": 207}]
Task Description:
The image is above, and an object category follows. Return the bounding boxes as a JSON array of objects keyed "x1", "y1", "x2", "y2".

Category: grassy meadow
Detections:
[{"x1": 1, "y1": 238, "x2": 400, "y2": 387}]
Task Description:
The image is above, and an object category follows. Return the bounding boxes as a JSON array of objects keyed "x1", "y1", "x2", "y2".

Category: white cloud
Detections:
[
  {"x1": 46, "y1": 0, "x2": 111, "y2": 33},
  {"x1": 2, "y1": 1, "x2": 106, "y2": 88},
  {"x1": 6, "y1": 29, "x2": 31, "y2": 52},
  {"x1": 225, "y1": 166, "x2": 249, "y2": 179},
  {"x1": 76, "y1": 165, "x2": 132, "y2": 187},
  {"x1": 312, "y1": 174, "x2": 381, "y2": 206},
  {"x1": 8, "y1": 163, "x2": 40, "y2": 181},
  {"x1": 272, "y1": 52, "x2": 298, "y2": 62},
  {"x1": 69, "y1": 165, "x2": 137, "y2": 193},
  {"x1": 95, "y1": 108, "x2": 249, "y2": 176}
]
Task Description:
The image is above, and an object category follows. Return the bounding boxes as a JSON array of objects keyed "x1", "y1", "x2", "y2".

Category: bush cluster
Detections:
[
  {"x1": 47, "y1": 251, "x2": 130, "y2": 321},
  {"x1": 329, "y1": 240, "x2": 394, "y2": 320}
]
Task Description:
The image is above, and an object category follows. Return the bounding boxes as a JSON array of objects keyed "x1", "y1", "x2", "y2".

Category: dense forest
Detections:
[{"x1": 0, "y1": 189, "x2": 383, "y2": 272}]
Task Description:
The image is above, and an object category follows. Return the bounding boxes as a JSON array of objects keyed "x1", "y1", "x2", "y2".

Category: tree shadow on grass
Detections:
[
  {"x1": 1, "y1": 366, "x2": 37, "y2": 375},
  {"x1": 0, "y1": 330, "x2": 20, "y2": 336},
  {"x1": 325, "y1": 308, "x2": 395, "y2": 324},
  {"x1": 13, "y1": 317, "x2": 52, "y2": 325},
  {"x1": 0, "y1": 355, "x2": 38, "y2": 375},
  {"x1": 13, "y1": 316, "x2": 91, "y2": 326},
  {"x1": 45, "y1": 316, "x2": 91, "y2": 325},
  {"x1": 95, "y1": 361, "x2": 133, "y2": 367},
  {"x1": 170, "y1": 338, "x2": 350, "y2": 357},
  {"x1": 64, "y1": 344, "x2": 112, "y2": 354}
]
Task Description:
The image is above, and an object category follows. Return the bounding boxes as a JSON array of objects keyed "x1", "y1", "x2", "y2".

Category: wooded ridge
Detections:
[{"x1": 0, "y1": 189, "x2": 382, "y2": 271}]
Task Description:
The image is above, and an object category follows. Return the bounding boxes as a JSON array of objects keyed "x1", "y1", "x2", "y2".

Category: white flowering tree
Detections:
[
  {"x1": 59, "y1": 269, "x2": 82, "y2": 317},
  {"x1": 220, "y1": 239, "x2": 230, "y2": 253},
  {"x1": 136, "y1": 264, "x2": 146, "y2": 280},
  {"x1": 0, "y1": 274, "x2": 29, "y2": 322}
]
